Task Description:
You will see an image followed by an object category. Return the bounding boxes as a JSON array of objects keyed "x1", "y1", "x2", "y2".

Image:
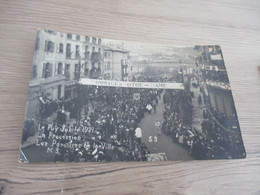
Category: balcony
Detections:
[
  {"x1": 89, "y1": 68, "x2": 101, "y2": 79},
  {"x1": 83, "y1": 68, "x2": 89, "y2": 77},
  {"x1": 29, "y1": 75, "x2": 65, "y2": 87},
  {"x1": 206, "y1": 80, "x2": 230, "y2": 90},
  {"x1": 91, "y1": 52, "x2": 102, "y2": 63}
]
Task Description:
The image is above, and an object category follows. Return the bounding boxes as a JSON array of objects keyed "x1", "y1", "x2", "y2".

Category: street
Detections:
[{"x1": 139, "y1": 91, "x2": 193, "y2": 160}]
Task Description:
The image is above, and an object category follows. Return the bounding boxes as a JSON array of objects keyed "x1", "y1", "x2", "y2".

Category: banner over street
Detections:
[{"x1": 79, "y1": 79, "x2": 185, "y2": 90}]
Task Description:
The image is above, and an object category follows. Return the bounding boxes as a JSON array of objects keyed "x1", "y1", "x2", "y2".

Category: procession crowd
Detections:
[
  {"x1": 160, "y1": 88, "x2": 240, "y2": 159},
  {"x1": 23, "y1": 66, "x2": 245, "y2": 161},
  {"x1": 199, "y1": 108, "x2": 245, "y2": 159},
  {"x1": 160, "y1": 73, "x2": 244, "y2": 159},
  {"x1": 48, "y1": 76, "x2": 167, "y2": 162},
  {"x1": 161, "y1": 89, "x2": 195, "y2": 155}
]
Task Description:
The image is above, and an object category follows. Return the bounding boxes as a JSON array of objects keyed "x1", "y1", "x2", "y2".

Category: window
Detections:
[
  {"x1": 85, "y1": 36, "x2": 89, "y2": 43},
  {"x1": 98, "y1": 62, "x2": 101, "y2": 69},
  {"x1": 74, "y1": 64, "x2": 80, "y2": 80},
  {"x1": 98, "y1": 47, "x2": 101, "y2": 53},
  {"x1": 42, "y1": 63, "x2": 52, "y2": 78},
  {"x1": 46, "y1": 30, "x2": 56, "y2": 35},
  {"x1": 107, "y1": 61, "x2": 110, "y2": 70},
  {"x1": 66, "y1": 44, "x2": 71, "y2": 58},
  {"x1": 84, "y1": 62, "x2": 89, "y2": 76},
  {"x1": 76, "y1": 35, "x2": 80, "y2": 41},
  {"x1": 57, "y1": 63, "x2": 63, "y2": 75},
  {"x1": 67, "y1": 33, "x2": 72, "y2": 39},
  {"x1": 92, "y1": 46, "x2": 95, "y2": 52},
  {"x1": 65, "y1": 64, "x2": 70, "y2": 79},
  {"x1": 65, "y1": 89, "x2": 72, "y2": 99},
  {"x1": 58, "y1": 85, "x2": 62, "y2": 99},
  {"x1": 58, "y1": 43, "x2": 64, "y2": 53},
  {"x1": 85, "y1": 45, "x2": 89, "y2": 59},
  {"x1": 98, "y1": 38, "x2": 101, "y2": 45},
  {"x1": 76, "y1": 45, "x2": 80, "y2": 59},
  {"x1": 66, "y1": 44, "x2": 71, "y2": 53},
  {"x1": 92, "y1": 37, "x2": 96, "y2": 44},
  {"x1": 32, "y1": 65, "x2": 37, "y2": 78},
  {"x1": 35, "y1": 38, "x2": 40, "y2": 50},
  {"x1": 104, "y1": 52, "x2": 107, "y2": 58},
  {"x1": 45, "y1": 41, "x2": 54, "y2": 52}
]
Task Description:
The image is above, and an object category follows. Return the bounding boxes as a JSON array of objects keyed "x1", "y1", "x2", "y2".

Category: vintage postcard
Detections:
[{"x1": 19, "y1": 29, "x2": 246, "y2": 162}]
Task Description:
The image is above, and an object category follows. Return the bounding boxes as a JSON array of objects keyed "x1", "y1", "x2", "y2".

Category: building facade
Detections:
[
  {"x1": 103, "y1": 49, "x2": 113, "y2": 80},
  {"x1": 103, "y1": 48, "x2": 130, "y2": 81},
  {"x1": 26, "y1": 29, "x2": 104, "y2": 119},
  {"x1": 195, "y1": 45, "x2": 235, "y2": 118}
]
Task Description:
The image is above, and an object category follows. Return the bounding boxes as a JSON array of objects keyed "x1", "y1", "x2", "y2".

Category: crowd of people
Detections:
[
  {"x1": 202, "y1": 69, "x2": 229, "y2": 84},
  {"x1": 161, "y1": 88, "x2": 195, "y2": 155},
  {"x1": 160, "y1": 87, "x2": 243, "y2": 159},
  {"x1": 25, "y1": 64, "x2": 245, "y2": 161},
  {"x1": 39, "y1": 96, "x2": 76, "y2": 120},
  {"x1": 44, "y1": 76, "x2": 167, "y2": 162},
  {"x1": 39, "y1": 98, "x2": 59, "y2": 118},
  {"x1": 158, "y1": 72, "x2": 243, "y2": 159},
  {"x1": 198, "y1": 108, "x2": 245, "y2": 159}
]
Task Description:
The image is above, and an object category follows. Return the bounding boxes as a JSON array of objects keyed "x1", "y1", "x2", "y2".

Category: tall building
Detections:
[
  {"x1": 26, "y1": 29, "x2": 104, "y2": 119},
  {"x1": 103, "y1": 49, "x2": 113, "y2": 80},
  {"x1": 103, "y1": 48, "x2": 129, "y2": 81},
  {"x1": 195, "y1": 45, "x2": 235, "y2": 118}
]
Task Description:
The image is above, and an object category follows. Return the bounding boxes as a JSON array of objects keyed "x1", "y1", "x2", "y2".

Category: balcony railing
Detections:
[
  {"x1": 89, "y1": 68, "x2": 101, "y2": 79},
  {"x1": 29, "y1": 76, "x2": 65, "y2": 87},
  {"x1": 91, "y1": 52, "x2": 102, "y2": 63}
]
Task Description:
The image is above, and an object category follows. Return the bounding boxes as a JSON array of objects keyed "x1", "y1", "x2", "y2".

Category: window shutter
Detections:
[
  {"x1": 51, "y1": 42, "x2": 54, "y2": 52},
  {"x1": 42, "y1": 63, "x2": 46, "y2": 78},
  {"x1": 54, "y1": 63, "x2": 57, "y2": 76},
  {"x1": 44, "y1": 41, "x2": 48, "y2": 51},
  {"x1": 62, "y1": 63, "x2": 65, "y2": 75},
  {"x1": 49, "y1": 63, "x2": 53, "y2": 77},
  {"x1": 57, "y1": 43, "x2": 60, "y2": 53}
]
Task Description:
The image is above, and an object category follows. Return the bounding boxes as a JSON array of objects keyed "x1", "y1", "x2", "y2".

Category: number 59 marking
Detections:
[{"x1": 148, "y1": 136, "x2": 158, "y2": 143}]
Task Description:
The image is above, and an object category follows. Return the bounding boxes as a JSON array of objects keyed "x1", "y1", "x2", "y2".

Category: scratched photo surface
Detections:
[{"x1": 19, "y1": 29, "x2": 246, "y2": 163}]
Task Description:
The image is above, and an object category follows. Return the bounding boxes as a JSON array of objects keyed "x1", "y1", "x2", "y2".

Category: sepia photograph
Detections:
[{"x1": 20, "y1": 29, "x2": 246, "y2": 163}]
